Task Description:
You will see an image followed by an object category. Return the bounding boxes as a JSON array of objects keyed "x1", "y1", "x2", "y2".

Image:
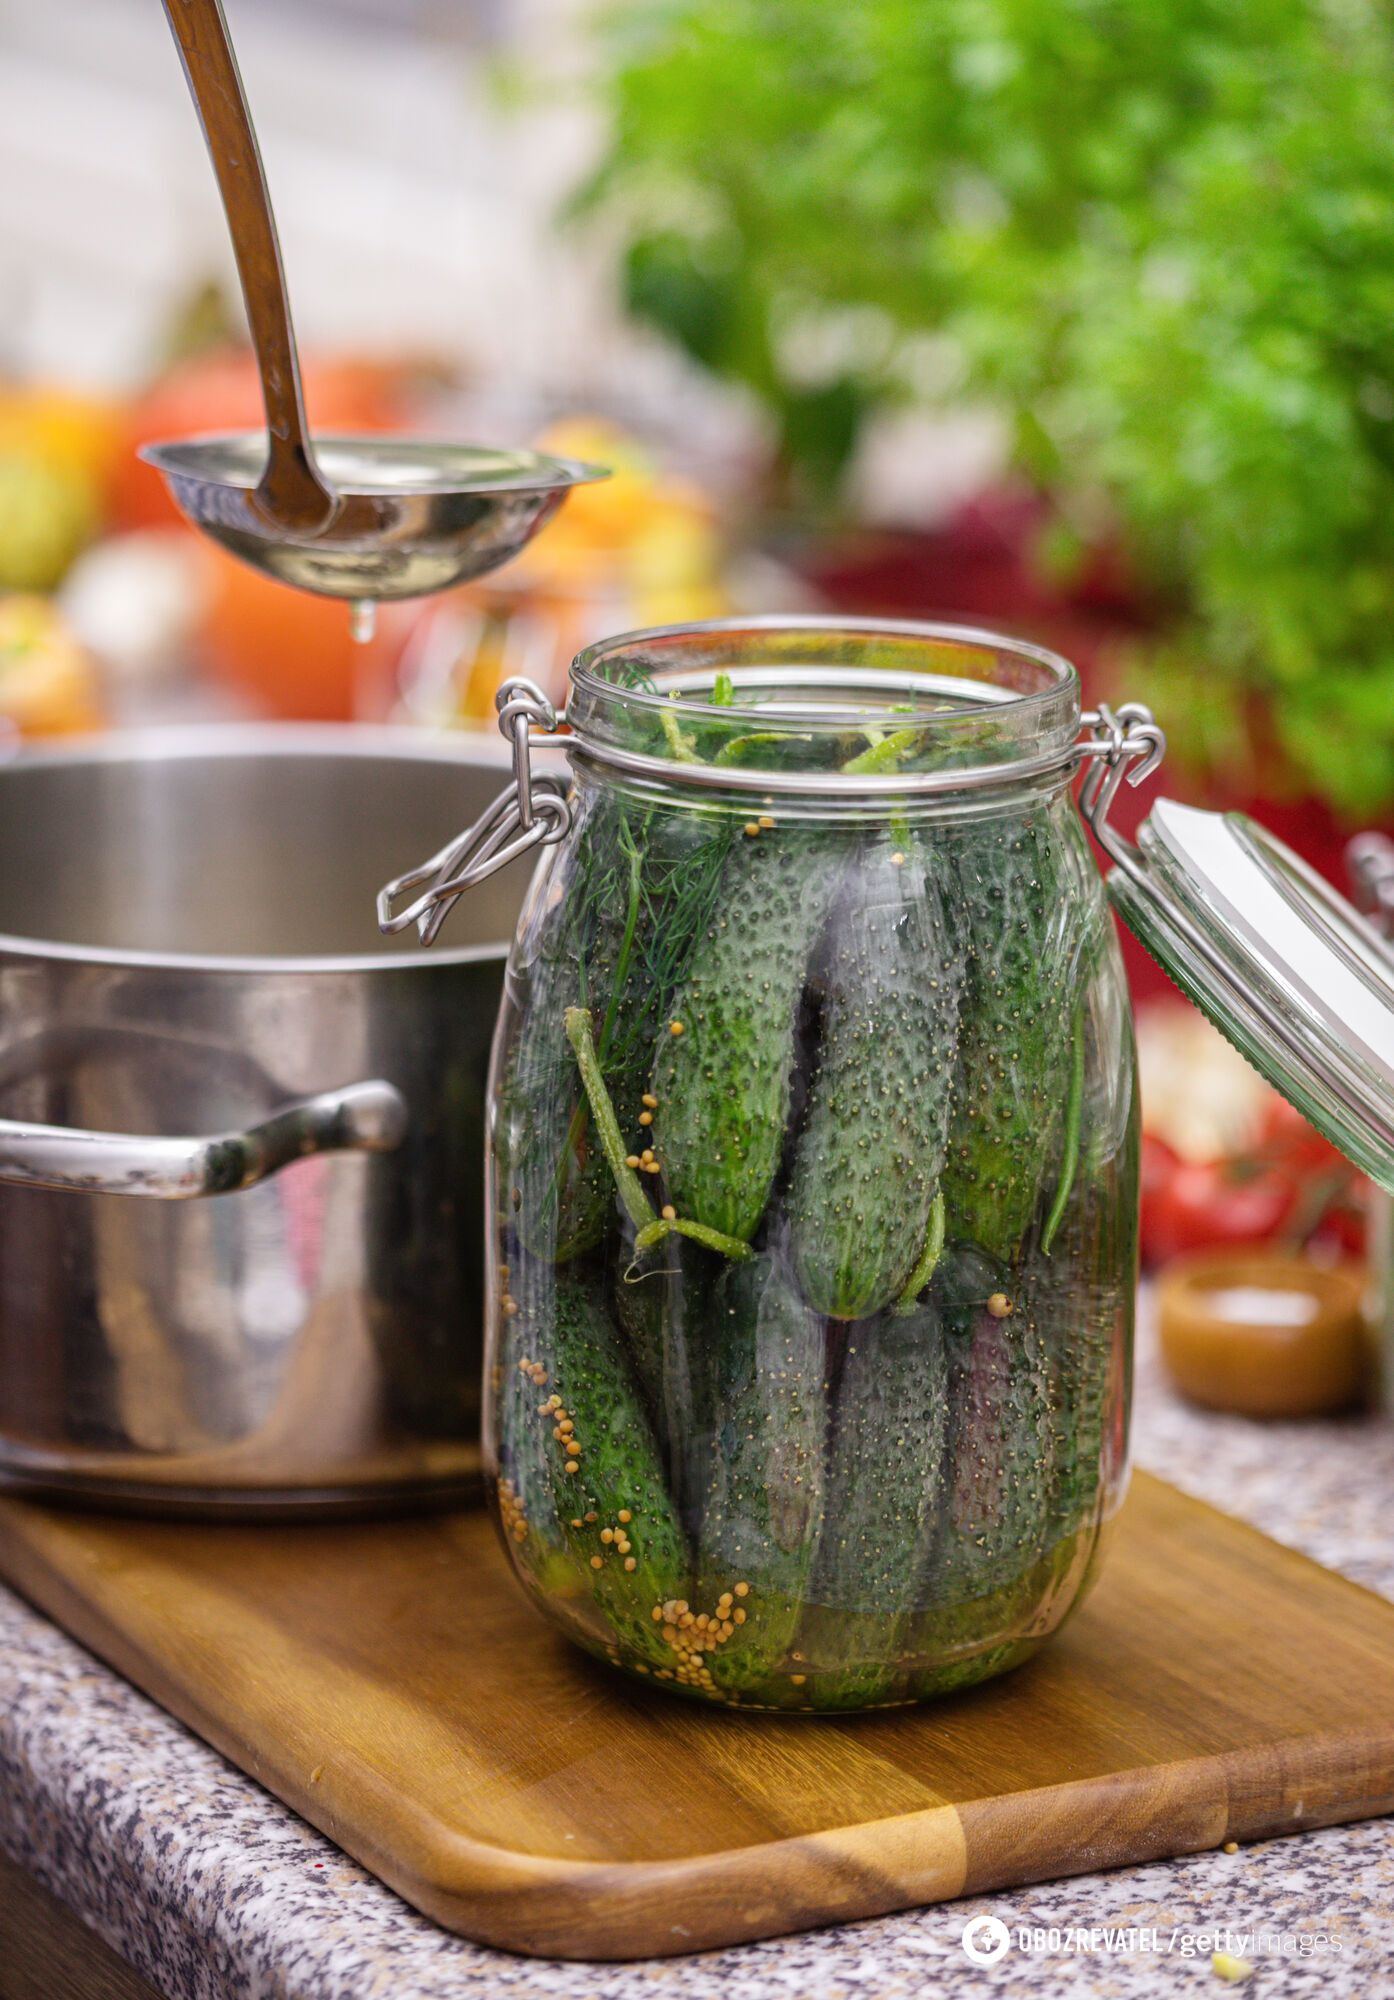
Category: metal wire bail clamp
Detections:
[
  {"x1": 376, "y1": 677, "x2": 573, "y2": 945},
  {"x1": 377, "y1": 688, "x2": 1167, "y2": 949},
  {"x1": 1075, "y1": 702, "x2": 1167, "y2": 864}
]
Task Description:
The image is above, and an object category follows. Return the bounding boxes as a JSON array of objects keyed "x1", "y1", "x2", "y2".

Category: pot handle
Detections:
[{"x1": 0, "y1": 1079, "x2": 407, "y2": 1200}]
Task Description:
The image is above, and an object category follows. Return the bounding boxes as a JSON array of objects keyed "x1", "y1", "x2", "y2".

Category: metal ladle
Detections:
[{"x1": 141, "y1": 0, "x2": 604, "y2": 605}]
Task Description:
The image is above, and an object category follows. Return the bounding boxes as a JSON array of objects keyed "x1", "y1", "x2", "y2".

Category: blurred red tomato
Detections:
[
  {"x1": 1141, "y1": 1136, "x2": 1296, "y2": 1265},
  {"x1": 1253, "y1": 1096, "x2": 1342, "y2": 1171},
  {"x1": 1140, "y1": 1127, "x2": 1366, "y2": 1267}
]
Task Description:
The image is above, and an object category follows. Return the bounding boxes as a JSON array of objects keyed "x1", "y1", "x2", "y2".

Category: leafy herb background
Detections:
[{"x1": 580, "y1": 0, "x2": 1394, "y2": 818}]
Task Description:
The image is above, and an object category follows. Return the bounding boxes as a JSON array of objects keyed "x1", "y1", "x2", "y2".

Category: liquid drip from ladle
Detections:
[{"x1": 350, "y1": 600, "x2": 378, "y2": 645}]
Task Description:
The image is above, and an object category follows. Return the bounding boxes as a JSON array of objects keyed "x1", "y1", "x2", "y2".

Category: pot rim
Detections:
[{"x1": 0, "y1": 723, "x2": 530, "y2": 974}]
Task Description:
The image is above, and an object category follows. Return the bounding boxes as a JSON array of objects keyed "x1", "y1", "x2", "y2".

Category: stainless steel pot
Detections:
[{"x1": 0, "y1": 726, "x2": 532, "y2": 1514}]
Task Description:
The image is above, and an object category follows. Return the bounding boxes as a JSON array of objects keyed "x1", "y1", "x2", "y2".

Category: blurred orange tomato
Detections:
[
  {"x1": 523, "y1": 419, "x2": 723, "y2": 607},
  {"x1": 194, "y1": 545, "x2": 421, "y2": 721},
  {"x1": 431, "y1": 418, "x2": 727, "y2": 724}
]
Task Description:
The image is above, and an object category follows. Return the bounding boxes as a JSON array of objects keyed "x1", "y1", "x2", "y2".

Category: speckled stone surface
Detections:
[{"x1": 3, "y1": 1313, "x2": 1392, "y2": 1999}]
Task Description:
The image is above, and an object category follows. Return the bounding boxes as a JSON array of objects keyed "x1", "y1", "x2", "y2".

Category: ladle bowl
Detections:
[{"x1": 140, "y1": 433, "x2": 604, "y2": 599}]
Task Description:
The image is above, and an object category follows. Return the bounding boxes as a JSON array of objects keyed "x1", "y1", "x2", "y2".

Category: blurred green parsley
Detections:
[{"x1": 579, "y1": 0, "x2": 1394, "y2": 817}]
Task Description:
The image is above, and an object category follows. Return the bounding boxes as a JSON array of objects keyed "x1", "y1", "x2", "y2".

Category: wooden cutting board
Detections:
[{"x1": 2, "y1": 1472, "x2": 1392, "y2": 1962}]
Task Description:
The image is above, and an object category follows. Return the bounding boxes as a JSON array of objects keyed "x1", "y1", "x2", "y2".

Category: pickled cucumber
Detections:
[
  {"x1": 800, "y1": 1298, "x2": 950, "y2": 1708},
  {"x1": 495, "y1": 793, "x2": 635, "y2": 1261},
  {"x1": 1028, "y1": 918, "x2": 1137, "y2": 1544},
  {"x1": 500, "y1": 1271, "x2": 690, "y2": 1670},
  {"x1": 494, "y1": 1263, "x2": 578, "y2": 1591},
  {"x1": 924, "y1": 1244, "x2": 1055, "y2": 1611},
  {"x1": 787, "y1": 836, "x2": 963, "y2": 1319},
  {"x1": 1032, "y1": 1100, "x2": 1137, "y2": 1546},
  {"x1": 941, "y1": 806, "x2": 1086, "y2": 1266},
  {"x1": 610, "y1": 1243, "x2": 721, "y2": 1536},
  {"x1": 498, "y1": 791, "x2": 732, "y2": 1263},
  {"x1": 693, "y1": 1255, "x2": 829, "y2": 1700},
  {"x1": 653, "y1": 827, "x2": 844, "y2": 1243}
]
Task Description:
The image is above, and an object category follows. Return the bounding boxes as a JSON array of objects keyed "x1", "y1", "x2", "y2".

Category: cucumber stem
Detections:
[
  {"x1": 1041, "y1": 1004, "x2": 1087, "y2": 1255},
  {"x1": 563, "y1": 1006, "x2": 751, "y2": 1264},
  {"x1": 842, "y1": 726, "x2": 922, "y2": 775},
  {"x1": 546, "y1": 826, "x2": 646, "y2": 1216},
  {"x1": 563, "y1": 1006, "x2": 653, "y2": 1232},
  {"x1": 892, "y1": 1191, "x2": 946, "y2": 1314},
  {"x1": 632, "y1": 1216, "x2": 753, "y2": 1261},
  {"x1": 714, "y1": 731, "x2": 811, "y2": 766},
  {"x1": 659, "y1": 701, "x2": 700, "y2": 764}
]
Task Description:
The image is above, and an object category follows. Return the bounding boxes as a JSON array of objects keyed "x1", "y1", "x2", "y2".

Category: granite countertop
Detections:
[{"x1": 3, "y1": 1314, "x2": 1392, "y2": 2000}]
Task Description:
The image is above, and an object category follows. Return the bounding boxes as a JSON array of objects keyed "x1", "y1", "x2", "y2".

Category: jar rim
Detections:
[
  {"x1": 566, "y1": 617, "x2": 1083, "y2": 802},
  {"x1": 571, "y1": 615, "x2": 1080, "y2": 730}
]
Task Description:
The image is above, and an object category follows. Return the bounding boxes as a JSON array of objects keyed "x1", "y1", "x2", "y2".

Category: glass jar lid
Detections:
[{"x1": 1088, "y1": 771, "x2": 1394, "y2": 1192}]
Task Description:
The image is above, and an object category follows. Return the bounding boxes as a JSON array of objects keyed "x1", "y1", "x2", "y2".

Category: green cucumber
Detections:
[
  {"x1": 610, "y1": 1259, "x2": 669, "y2": 1425},
  {"x1": 787, "y1": 835, "x2": 963, "y2": 1319},
  {"x1": 599, "y1": 799, "x2": 735, "y2": 1082},
  {"x1": 1014, "y1": 915, "x2": 1138, "y2": 1549},
  {"x1": 691, "y1": 1255, "x2": 829, "y2": 1701},
  {"x1": 1034, "y1": 1219, "x2": 1119, "y2": 1548},
  {"x1": 610, "y1": 1243, "x2": 722, "y2": 1538},
  {"x1": 496, "y1": 1043, "x2": 610, "y2": 1264},
  {"x1": 652, "y1": 826, "x2": 844, "y2": 1243},
  {"x1": 497, "y1": 791, "x2": 733, "y2": 1264},
  {"x1": 923, "y1": 1243, "x2": 1055, "y2": 1614},
  {"x1": 1030, "y1": 1070, "x2": 1138, "y2": 1549},
  {"x1": 496, "y1": 792, "x2": 635, "y2": 1261},
  {"x1": 799, "y1": 1298, "x2": 950, "y2": 1708},
  {"x1": 941, "y1": 805, "x2": 1088, "y2": 1266},
  {"x1": 498, "y1": 1269, "x2": 690, "y2": 1670},
  {"x1": 494, "y1": 1268, "x2": 582, "y2": 1595}
]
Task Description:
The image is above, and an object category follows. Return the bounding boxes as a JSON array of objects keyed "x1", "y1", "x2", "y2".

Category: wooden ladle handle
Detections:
[{"x1": 162, "y1": 0, "x2": 337, "y2": 533}]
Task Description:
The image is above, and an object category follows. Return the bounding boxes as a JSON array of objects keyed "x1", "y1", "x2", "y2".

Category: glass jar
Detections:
[
  {"x1": 382, "y1": 613, "x2": 1394, "y2": 1709},
  {"x1": 477, "y1": 620, "x2": 1138, "y2": 1711}
]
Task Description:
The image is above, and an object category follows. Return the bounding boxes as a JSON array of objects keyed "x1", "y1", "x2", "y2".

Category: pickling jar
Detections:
[{"x1": 380, "y1": 618, "x2": 1394, "y2": 1712}]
